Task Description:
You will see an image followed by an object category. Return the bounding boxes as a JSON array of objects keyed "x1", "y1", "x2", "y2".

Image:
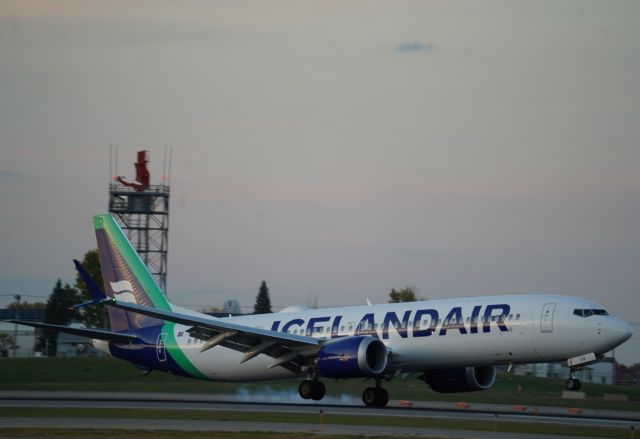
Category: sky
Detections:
[{"x1": 0, "y1": 1, "x2": 639, "y2": 364}]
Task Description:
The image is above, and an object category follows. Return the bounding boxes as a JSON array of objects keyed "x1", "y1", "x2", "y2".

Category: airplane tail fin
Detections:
[{"x1": 93, "y1": 214, "x2": 172, "y2": 332}]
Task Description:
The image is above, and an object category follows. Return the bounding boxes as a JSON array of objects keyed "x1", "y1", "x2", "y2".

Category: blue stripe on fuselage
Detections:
[{"x1": 108, "y1": 325, "x2": 192, "y2": 378}]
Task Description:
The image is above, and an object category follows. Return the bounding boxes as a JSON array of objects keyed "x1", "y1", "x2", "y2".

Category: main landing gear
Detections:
[
  {"x1": 362, "y1": 378, "x2": 389, "y2": 408},
  {"x1": 297, "y1": 376, "x2": 390, "y2": 408},
  {"x1": 298, "y1": 379, "x2": 326, "y2": 401},
  {"x1": 565, "y1": 367, "x2": 582, "y2": 391}
]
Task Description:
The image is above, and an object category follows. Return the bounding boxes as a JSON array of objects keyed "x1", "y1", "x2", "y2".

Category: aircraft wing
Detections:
[
  {"x1": 106, "y1": 300, "x2": 320, "y2": 372},
  {"x1": 6, "y1": 320, "x2": 139, "y2": 344}
]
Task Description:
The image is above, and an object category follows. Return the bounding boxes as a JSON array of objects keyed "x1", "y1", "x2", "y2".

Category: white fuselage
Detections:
[{"x1": 125, "y1": 294, "x2": 634, "y2": 382}]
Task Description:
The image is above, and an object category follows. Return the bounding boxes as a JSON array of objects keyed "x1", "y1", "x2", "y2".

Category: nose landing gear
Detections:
[{"x1": 565, "y1": 367, "x2": 582, "y2": 391}]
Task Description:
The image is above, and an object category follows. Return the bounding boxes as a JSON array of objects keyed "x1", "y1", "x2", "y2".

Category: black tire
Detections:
[
  {"x1": 311, "y1": 381, "x2": 326, "y2": 401},
  {"x1": 565, "y1": 378, "x2": 576, "y2": 391},
  {"x1": 573, "y1": 379, "x2": 581, "y2": 391},
  {"x1": 299, "y1": 380, "x2": 313, "y2": 399},
  {"x1": 362, "y1": 387, "x2": 377, "y2": 407},
  {"x1": 375, "y1": 388, "x2": 389, "y2": 407}
]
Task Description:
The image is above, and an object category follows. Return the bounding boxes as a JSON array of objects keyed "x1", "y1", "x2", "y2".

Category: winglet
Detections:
[{"x1": 73, "y1": 259, "x2": 107, "y2": 302}]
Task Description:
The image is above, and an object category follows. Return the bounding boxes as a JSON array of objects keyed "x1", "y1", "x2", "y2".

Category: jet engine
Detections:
[
  {"x1": 316, "y1": 336, "x2": 388, "y2": 379},
  {"x1": 422, "y1": 366, "x2": 496, "y2": 393}
]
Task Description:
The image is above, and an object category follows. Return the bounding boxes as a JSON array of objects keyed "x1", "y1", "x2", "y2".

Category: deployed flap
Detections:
[{"x1": 7, "y1": 320, "x2": 139, "y2": 344}]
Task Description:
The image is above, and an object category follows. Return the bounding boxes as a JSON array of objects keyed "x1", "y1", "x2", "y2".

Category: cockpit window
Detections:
[{"x1": 573, "y1": 308, "x2": 608, "y2": 317}]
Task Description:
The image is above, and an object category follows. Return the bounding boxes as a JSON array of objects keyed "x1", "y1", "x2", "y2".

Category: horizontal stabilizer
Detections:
[
  {"x1": 7, "y1": 320, "x2": 138, "y2": 344},
  {"x1": 73, "y1": 259, "x2": 107, "y2": 302}
]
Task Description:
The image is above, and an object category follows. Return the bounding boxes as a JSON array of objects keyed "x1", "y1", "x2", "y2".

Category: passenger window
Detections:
[
  {"x1": 340, "y1": 326, "x2": 345, "y2": 332},
  {"x1": 508, "y1": 314, "x2": 513, "y2": 320},
  {"x1": 515, "y1": 314, "x2": 521, "y2": 320}
]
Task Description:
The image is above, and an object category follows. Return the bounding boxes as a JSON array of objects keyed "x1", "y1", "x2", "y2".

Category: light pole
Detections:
[{"x1": 12, "y1": 294, "x2": 20, "y2": 358}]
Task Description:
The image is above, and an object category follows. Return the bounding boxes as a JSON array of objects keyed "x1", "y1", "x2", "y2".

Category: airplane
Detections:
[{"x1": 8, "y1": 214, "x2": 633, "y2": 407}]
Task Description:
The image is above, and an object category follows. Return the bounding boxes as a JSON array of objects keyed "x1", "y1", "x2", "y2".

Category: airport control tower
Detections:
[{"x1": 108, "y1": 149, "x2": 171, "y2": 294}]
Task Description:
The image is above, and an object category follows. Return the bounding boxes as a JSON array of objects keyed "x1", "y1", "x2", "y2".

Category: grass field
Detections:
[
  {"x1": 0, "y1": 432, "x2": 355, "y2": 439},
  {"x1": 0, "y1": 431, "x2": 418, "y2": 439},
  {"x1": 1, "y1": 357, "x2": 639, "y2": 412}
]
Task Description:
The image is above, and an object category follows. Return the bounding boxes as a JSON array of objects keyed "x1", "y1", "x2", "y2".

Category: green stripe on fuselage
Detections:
[{"x1": 164, "y1": 322, "x2": 207, "y2": 379}]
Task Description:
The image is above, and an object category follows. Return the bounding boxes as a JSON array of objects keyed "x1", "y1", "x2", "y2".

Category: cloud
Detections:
[{"x1": 394, "y1": 41, "x2": 434, "y2": 53}]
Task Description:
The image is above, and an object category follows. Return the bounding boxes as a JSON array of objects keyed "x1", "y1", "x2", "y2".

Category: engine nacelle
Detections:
[
  {"x1": 316, "y1": 336, "x2": 388, "y2": 379},
  {"x1": 422, "y1": 366, "x2": 496, "y2": 393}
]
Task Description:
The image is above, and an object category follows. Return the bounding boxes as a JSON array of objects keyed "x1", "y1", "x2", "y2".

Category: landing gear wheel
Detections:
[
  {"x1": 310, "y1": 381, "x2": 326, "y2": 401},
  {"x1": 565, "y1": 378, "x2": 581, "y2": 391},
  {"x1": 376, "y1": 388, "x2": 389, "y2": 407},
  {"x1": 299, "y1": 380, "x2": 326, "y2": 401},
  {"x1": 362, "y1": 387, "x2": 377, "y2": 407},
  {"x1": 299, "y1": 380, "x2": 313, "y2": 399},
  {"x1": 572, "y1": 379, "x2": 581, "y2": 391},
  {"x1": 362, "y1": 387, "x2": 389, "y2": 408}
]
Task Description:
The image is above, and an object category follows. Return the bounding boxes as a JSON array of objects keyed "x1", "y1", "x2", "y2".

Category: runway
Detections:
[{"x1": 0, "y1": 391, "x2": 638, "y2": 438}]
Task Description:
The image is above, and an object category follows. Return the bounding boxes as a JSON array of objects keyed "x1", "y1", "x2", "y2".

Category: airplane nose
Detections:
[{"x1": 612, "y1": 319, "x2": 633, "y2": 346}]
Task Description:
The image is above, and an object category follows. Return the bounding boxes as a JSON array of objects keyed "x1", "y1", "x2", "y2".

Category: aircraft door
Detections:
[
  {"x1": 156, "y1": 332, "x2": 168, "y2": 362},
  {"x1": 540, "y1": 303, "x2": 556, "y2": 333}
]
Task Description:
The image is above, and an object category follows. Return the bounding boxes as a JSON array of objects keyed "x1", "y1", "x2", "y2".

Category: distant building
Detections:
[
  {"x1": 0, "y1": 309, "x2": 104, "y2": 357},
  {"x1": 514, "y1": 358, "x2": 616, "y2": 385},
  {"x1": 222, "y1": 300, "x2": 241, "y2": 315},
  {"x1": 56, "y1": 324, "x2": 103, "y2": 357},
  {"x1": 0, "y1": 309, "x2": 44, "y2": 357}
]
